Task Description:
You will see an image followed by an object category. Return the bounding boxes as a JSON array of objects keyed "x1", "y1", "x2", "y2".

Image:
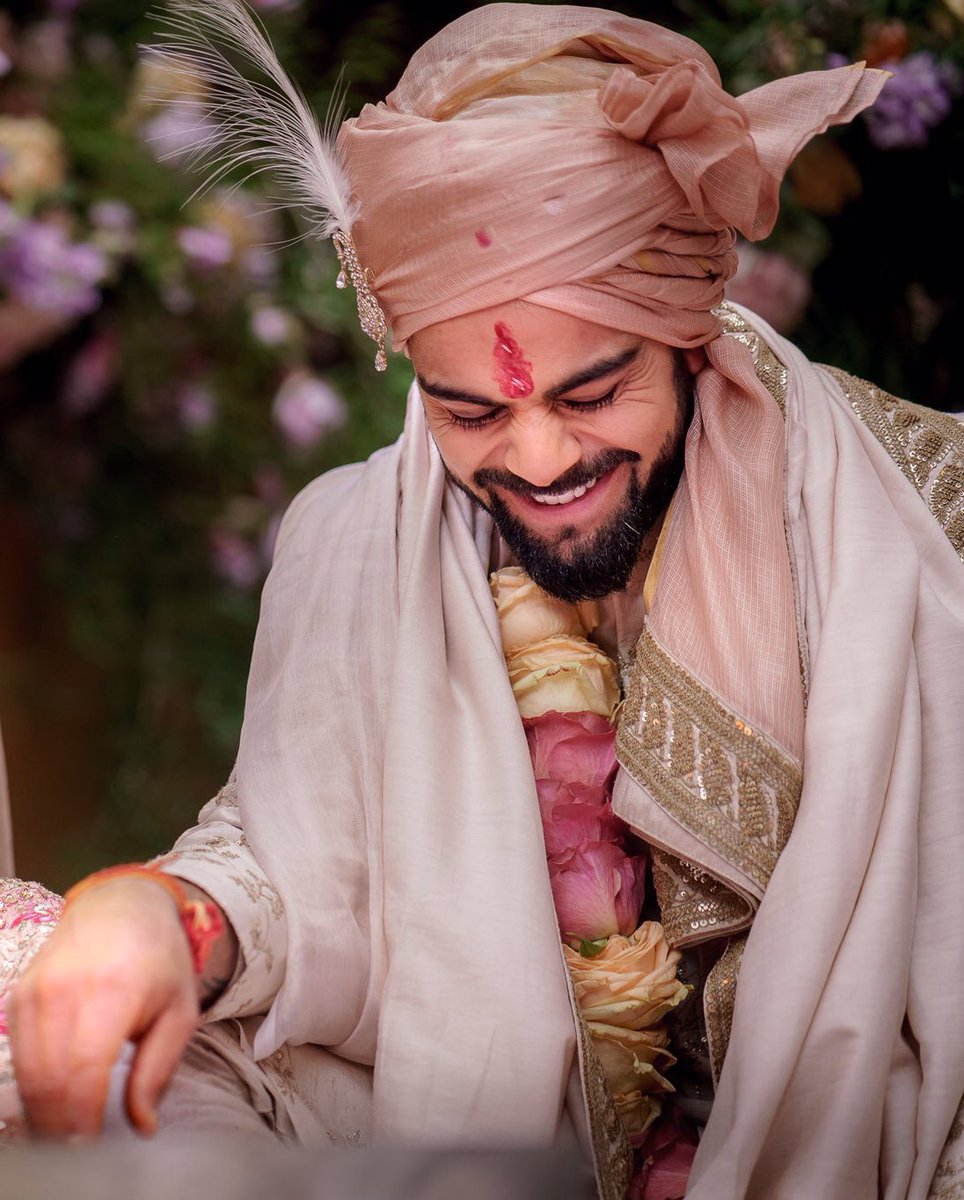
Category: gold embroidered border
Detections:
[
  {"x1": 617, "y1": 632, "x2": 802, "y2": 895},
  {"x1": 928, "y1": 1100, "x2": 964, "y2": 1199},
  {"x1": 715, "y1": 302, "x2": 789, "y2": 414},
  {"x1": 575, "y1": 1009, "x2": 634, "y2": 1200},
  {"x1": 650, "y1": 849, "x2": 751, "y2": 948},
  {"x1": 826, "y1": 366, "x2": 964, "y2": 562},
  {"x1": 703, "y1": 935, "x2": 746, "y2": 1086}
]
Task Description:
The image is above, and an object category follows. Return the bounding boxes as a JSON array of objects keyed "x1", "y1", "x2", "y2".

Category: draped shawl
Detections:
[{"x1": 229, "y1": 304, "x2": 964, "y2": 1197}]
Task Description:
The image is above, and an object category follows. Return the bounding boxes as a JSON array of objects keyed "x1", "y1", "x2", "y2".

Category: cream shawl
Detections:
[{"x1": 224, "y1": 303, "x2": 963, "y2": 1196}]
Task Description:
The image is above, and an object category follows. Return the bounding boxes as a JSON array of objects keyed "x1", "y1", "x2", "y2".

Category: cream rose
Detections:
[
  {"x1": 613, "y1": 1090, "x2": 663, "y2": 1138},
  {"x1": 0, "y1": 117, "x2": 65, "y2": 199},
  {"x1": 589, "y1": 1021, "x2": 677, "y2": 1102},
  {"x1": 490, "y1": 567, "x2": 598, "y2": 656},
  {"x1": 506, "y1": 634, "x2": 619, "y2": 719},
  {"x1": 564, "y1": 921, "x2": 690, "y2": 1030}
]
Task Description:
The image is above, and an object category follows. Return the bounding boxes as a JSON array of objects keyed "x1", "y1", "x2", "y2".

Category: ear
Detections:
[{"x1": 683, "y1": 347, "x2": 707, "y2": 376}]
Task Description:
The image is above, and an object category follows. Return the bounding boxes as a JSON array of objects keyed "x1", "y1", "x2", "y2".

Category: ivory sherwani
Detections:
[{"x1": 158, "y1": 305, "x2": 964, "y2": 1200}]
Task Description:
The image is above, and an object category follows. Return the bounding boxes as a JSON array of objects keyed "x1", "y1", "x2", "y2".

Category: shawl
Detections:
[{"x1": 230, "y1": 303, "x2": 964, "y2": 1197}]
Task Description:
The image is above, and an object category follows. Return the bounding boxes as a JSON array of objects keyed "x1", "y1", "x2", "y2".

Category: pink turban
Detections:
[{"x1": 338, "y1": 4, "x2": 886, "y2": 350}]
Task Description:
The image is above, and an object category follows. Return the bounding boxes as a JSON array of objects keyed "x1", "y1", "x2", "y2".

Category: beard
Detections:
[{"x1": 445, "y1": 360, "x2": 693, "y2": 603}]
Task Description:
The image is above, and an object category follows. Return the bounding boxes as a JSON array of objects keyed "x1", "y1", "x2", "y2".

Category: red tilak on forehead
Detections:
[{"x1": 492, "y1": 322, "x2": 534, "y2": 399}]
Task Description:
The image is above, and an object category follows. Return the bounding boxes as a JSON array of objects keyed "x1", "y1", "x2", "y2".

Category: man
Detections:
[{"x1": 6, "y1": 4, "x2": 964, "y2": 1198}]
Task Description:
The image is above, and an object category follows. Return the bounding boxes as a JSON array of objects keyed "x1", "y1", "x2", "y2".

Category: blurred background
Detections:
[{"x1": 0, "y1": 0, "x2": 961, "y2": 890}]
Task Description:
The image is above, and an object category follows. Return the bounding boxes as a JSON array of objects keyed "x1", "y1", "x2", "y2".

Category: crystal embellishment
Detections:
[{"x1": 332, "y1": 230, "x2": 389, "y2": 371}]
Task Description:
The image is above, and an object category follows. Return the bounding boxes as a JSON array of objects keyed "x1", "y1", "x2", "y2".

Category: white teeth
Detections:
[{"x1": 532, "y1": 476, "x2": 598, "y2": 506}]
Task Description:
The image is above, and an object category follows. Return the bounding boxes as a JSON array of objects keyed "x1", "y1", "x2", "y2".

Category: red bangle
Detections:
[{"x1": 64, "y1": 863, "x2": 226, "y2": 976}]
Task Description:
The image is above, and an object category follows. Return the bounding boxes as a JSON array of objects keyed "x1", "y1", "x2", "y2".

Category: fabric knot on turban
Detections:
[{"x1": 338, "y1": 3, "x2": 887, "y2": 350}]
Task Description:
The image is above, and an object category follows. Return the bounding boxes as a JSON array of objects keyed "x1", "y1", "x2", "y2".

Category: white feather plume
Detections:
[{"x1": 142, "y1": 0, "x2": 357, "y2": 240}]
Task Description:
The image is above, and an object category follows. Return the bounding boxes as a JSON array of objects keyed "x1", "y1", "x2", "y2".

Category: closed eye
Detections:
[
  {"x1": 559, "y1": 387, "x2": 617, "y2": 413},
  {"x1": 444, "y1": 406, "x2": 504, "y2": 430}
]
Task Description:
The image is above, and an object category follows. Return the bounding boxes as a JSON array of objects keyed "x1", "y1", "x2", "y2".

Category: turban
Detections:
[{"x1": 339, "y1": 4, "x2": 887, "y2": 351}]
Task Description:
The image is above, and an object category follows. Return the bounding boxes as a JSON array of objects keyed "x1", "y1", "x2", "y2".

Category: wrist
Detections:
[{"x1": 65, "y1": 864, "x2": 226, "y2": 977}]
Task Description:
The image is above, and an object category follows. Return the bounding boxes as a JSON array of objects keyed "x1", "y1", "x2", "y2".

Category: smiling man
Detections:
[
  {"x1": 7, "y1": 5, "x2": 964, "y2": 1199},
  {"x1": 412, "y1": 306, "x2": 697, "y2": 602}
]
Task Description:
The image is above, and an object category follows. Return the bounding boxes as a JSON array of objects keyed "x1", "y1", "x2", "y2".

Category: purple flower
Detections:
[
  {"x1": 176, "y1": 383, "x2": 218, "y2": 432},
  {"x1": 88, "y1": 199, "x2": 136, "y2": 233},
  {"x1": 177, "y1": 225, "x2": 234, "y2": 270},
  {"x1": 866, "y1": 53, "x2": 961, "y2": 150},
  {"x1": 272, "y1": 371, "x2": 347, "y2": 449},
  {"x1": 250, "y1": 304, "x2": 291, "y2": 346},
  {"x1": 140, "y1": 104, "x2": 217, "y2": 164},
  {"x1": 0, "y1": 219, "x2": 107, "y2": 317},
  {"x1": 209, "y1": 526, "x2": 263, "y2": 590}
]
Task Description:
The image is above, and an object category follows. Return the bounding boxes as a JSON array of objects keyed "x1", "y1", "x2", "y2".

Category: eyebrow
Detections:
[{"x1": 416, "y1": 343, "x2": 643, "y2": 408}]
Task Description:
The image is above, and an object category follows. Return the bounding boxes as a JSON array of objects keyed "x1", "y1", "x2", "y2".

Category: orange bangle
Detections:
[{"x1": 64, "y1": 863, "x2": 226, "y2": 976}]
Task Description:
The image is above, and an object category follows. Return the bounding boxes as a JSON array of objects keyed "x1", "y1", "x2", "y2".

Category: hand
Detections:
[{"x1": 7, "y1": 877, "x2": 202, "y2": 1139}]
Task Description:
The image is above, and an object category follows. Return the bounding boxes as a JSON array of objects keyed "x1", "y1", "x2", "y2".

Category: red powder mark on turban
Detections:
[
  {"x1": 493, "y1": 322, "x2": 534, "y2": 399},
  {"x1": 475, "y1": 228, "x2": 492, "y2": 248}
]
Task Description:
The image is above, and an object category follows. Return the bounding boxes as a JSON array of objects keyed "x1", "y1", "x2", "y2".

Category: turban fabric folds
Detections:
[{"x1": 338, "y1": 4, "x2": 887, "y2": 349}]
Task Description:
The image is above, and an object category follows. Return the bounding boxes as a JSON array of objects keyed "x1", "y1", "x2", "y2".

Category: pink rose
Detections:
[
  {"x1": 549, "y1": 841, "x2": 647, "y2": 944},
  {"x1": 524, "y1": 710, "x2": 616, "y2": 787},
  {"x1": 536, "y1": 778, "x2": 625, "y2": 859}
]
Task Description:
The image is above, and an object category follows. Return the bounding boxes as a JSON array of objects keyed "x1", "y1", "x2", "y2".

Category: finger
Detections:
[
  {"x1": 60, "y1": 987, "x2": 140, "y2": 1138},
  {"x1": 8, "y1": 975, "x2": 82, "y2": 1137},
  {"x1": 125, "y1": 1000, "x2": 199, "y2": 1136}
]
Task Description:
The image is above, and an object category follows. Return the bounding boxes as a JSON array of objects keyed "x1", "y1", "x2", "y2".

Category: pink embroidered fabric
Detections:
[{"x1": 0, "y1": 879, "x2": 64, "y2": 1138}]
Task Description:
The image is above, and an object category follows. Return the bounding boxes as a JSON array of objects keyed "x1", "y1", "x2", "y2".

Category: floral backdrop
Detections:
[{"x1": 0, "y1": 0, "x2": 961, "y2": 886}]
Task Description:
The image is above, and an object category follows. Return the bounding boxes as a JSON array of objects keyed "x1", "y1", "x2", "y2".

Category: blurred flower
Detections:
[
  {"x1": 250, "y1": 304, "x2": 292, "y2": 346},
  {"x1": 60, "y1": 330, "x2": 119, "y2": 415},
  {"x1": 177, "y1": 224, "x2": 234, "y2": 271},
  {"x1": 194, "y1": 191, "x2": 281, "y2": 283},
  {"x1": 130, "y1": 55, "x2": 209, "y2": 111},
  {"x1": 18, "y1": 18, "x2": 72, "y2": 81},
  {"x1": 176, "y1": 382, "x2": 218, "y2": 432},
  {"x1": 0, "y1": 116, "x2": 66, "y2": 200},
  {"x1": 0, "y1": 49, "x2": 10, "y2": 79},
  {"x1": 140, "y1": 103, "x2": 216, "y2": 164},
  {"x1": 89, "y1": 199, "x2": 136, "y2": 233},
  {"x1": 865, "y1": 53, "x2": 961, "y2": 150},
  {"x1": 859, "y1": 20, "x2": 909, "y2": 67},
  {"x1": 88, "y1": 199, "x2": 137, "y2": 257},
  {"x1": 789, "y1": 138, "x2": 862, "y2": 215},
  {"x1": 726, "y1": 245, "x2": 811, "y2": 335},
  {"x1": 209, "y1": 525, "x2": 263, "y2": 590},
  {"x1": 0, "y1": 218, "x2": 107, "y2": 317},
  {"x1": 272, "y1": 369, "x2": 347, "y2": 448}
]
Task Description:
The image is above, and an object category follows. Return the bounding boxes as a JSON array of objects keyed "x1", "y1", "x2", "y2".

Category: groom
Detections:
[{"x1": 8, "y1": 6, "x2": 964, "y2": 1198}]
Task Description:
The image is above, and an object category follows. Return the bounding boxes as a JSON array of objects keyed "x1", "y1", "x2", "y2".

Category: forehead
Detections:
[{"x1": 408, "y1": 301, "x2": 641, "y2": 382}]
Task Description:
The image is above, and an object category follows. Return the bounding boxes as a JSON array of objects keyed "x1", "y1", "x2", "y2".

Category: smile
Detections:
[{"x1": 530, "y1": 476, "x2": 599, "y2": 506}]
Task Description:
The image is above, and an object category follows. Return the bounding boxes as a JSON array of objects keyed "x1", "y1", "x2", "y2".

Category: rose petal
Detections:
[{"x1": 524, "y1": 710, "x2": 616, "y2": 786}]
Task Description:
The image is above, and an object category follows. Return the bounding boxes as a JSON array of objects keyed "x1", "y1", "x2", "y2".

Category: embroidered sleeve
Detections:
[
  {"x1": 151, "y1": 775, "x2": 286, "y2": 1021},
  {"x1": 823, "y1": 366, "x2": 964, "y2": 562}
]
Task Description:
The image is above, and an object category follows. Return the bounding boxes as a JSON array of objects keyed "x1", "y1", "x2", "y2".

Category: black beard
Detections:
[{"x1": 445, "y1": 363, "x2": 693, "y2": 603}]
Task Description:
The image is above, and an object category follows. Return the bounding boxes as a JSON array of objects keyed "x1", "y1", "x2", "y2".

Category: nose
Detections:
[{"x1": 503, "y1": 408, "x2": 582, "y2": 488}]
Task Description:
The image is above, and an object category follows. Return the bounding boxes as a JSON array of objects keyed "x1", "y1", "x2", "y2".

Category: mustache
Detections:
[{"x1": 473, "y1": 448, "x2": 640, "y2": 498}]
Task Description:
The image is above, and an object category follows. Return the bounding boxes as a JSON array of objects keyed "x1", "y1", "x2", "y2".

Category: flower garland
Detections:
[{"x1": 491, "y1": 567, "x2": 695, "y2": 1195}]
